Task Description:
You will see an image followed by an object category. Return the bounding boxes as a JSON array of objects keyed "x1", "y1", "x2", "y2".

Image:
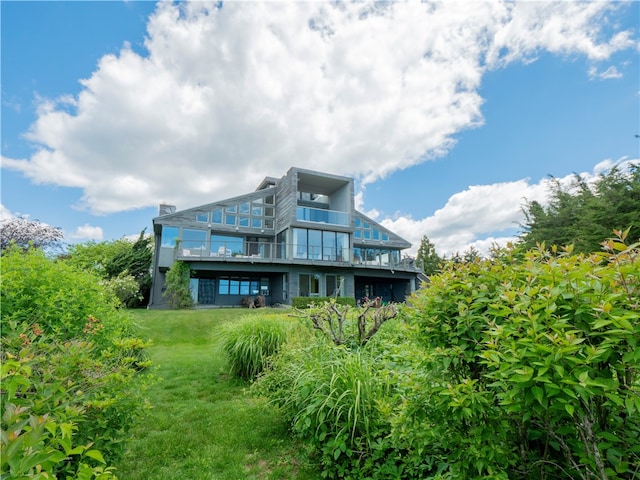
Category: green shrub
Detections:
[
  {"x1": 1, "y1": 247, "x2": 151, "y2": 479},
  {"x1": 163, "y1": 261, "x2": 194, "y2": 309},
  {"x1": 398, "y1": 236, "x2": 640, "y2": 479},
  {"x1": 1, "y1": 247, "x2": 130, "y2": 347},
  {"x1": 292, "y1": 296, "x2": 356, "y2": 309},
  {"x1": 217, "y1": 315, "x2": 295, "y2": 380}
]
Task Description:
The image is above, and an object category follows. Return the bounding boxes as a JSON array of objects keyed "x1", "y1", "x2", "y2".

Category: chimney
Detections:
[{"x1": 159, "y1": 204, "x2": 176, "y2": 216}]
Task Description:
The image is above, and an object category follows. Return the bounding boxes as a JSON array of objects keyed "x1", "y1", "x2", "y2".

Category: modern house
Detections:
[{"x1": 149, "y1": 167, "x2": 423, "y2": 308}]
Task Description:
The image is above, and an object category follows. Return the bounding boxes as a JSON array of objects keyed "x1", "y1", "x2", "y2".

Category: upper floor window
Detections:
[
  {"x1": 196, "y1": 213, "x2": 208, "y2": 223},
  {"x1": 292, "y1": 228, "x2": 349, "y2": 261},
  {"x1": 161, "y1": 226, "x2": 179, "y2": 247},
  {"x1": 211, "y1": 209, "x2": 223, "y2": 224},
  {"x1": 182, "y1": 228, "x2": 207, "y2": 250},
  {"x1": 210, "y1": 234, "x2": 242, "y2": 256}
]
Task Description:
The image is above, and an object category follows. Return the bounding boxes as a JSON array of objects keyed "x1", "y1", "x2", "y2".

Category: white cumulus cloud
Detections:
[
  {"x1": 0, "y1": 204, "x2": 15, "y2": 220},
  {"x1": 2, "y1": 1, "x2": 635, "y2": 215},
  {"x1": 69, "y1": 224, "x2": 104, "y2": 241}
]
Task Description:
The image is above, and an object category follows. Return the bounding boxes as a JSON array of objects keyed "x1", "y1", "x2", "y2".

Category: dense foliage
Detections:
[
  {"x1": 0, "y1": 217, "x2": 63, "y2": 252},
  {"x1": 65, "y1": 230, "x2": 152, "y2": 307},
  {"x1": 1, "y1": 247, "x2": 151, "y2": 479},
  {"x1": 163, "y1": 261, "x2": 194, "y2": 309},
  {"x1": 249, "y1": 235, "x2": 639, "y2": 479},
  {"x1": 520, "y1": 163, "x2": 640, "y2": 253}
]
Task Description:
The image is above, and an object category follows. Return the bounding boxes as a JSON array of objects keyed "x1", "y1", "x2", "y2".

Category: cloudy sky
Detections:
[{"x1": 2, "y1": 1, "x2": 638, "y2": 256}]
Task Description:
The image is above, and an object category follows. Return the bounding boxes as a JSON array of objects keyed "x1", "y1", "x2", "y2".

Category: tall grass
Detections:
[
  {"x1": 253, "y1": 336, "x2": 394, "y2": 476},
  {"x1": 216, "y1": 314, "x2": 294, "y2": 380}
]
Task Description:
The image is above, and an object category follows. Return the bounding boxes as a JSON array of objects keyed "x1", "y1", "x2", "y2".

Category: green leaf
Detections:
[
  {"x1": 531, "y1": 386, "x2": 544, "y2": 406},
  {"x1": 564, "y1": 403, "x2": 575, "y2": 416},
  {"x1": 85, "y1": 449, "x2": 106, "y2": 464}
]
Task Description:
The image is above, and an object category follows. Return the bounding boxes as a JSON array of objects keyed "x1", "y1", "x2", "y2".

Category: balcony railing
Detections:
[
  {"x1": 174, "y1": 241, "x2": 417, "y2": 270},
  {"x1": 296, "y1": 207, "x2": 349, "y2": 226}
]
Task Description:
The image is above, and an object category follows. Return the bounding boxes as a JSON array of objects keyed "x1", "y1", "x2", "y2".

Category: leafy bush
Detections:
[
  {"x1": 102, "y1": 272, "x2": 142, "y2": 306},
  {"x1": 1, "y1": 247, "x2": 151, "y2": 479},
  {"x1": 217, "y1": 315, "x2": 295, "y2": 380},
  {"x1": 292, "y1": 296, "x2": 356, "y2": 309},
  {"x1": 398, "y1": 235, "x2": 640, "y2": 479},
  {"x1": 65, "y1": 231, "x2": 153, "y2": 308}
]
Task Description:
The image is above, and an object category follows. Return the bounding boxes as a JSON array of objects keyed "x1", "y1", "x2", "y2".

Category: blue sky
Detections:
[{"x1": 2, "y1": 1, "x2": 639, "y2": 256}]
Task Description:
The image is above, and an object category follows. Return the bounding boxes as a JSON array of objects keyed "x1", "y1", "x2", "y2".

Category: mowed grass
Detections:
[{"x1": 114, "y1": 309, "x2": 319, "y2": 480}]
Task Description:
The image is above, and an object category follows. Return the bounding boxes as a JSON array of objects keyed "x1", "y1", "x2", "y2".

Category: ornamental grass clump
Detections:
[
  {"x1": 252, "y1": 313, "x2": 409, "y2": 479},
  {"x1": 217, "y1": 314, "x2": 295, "y2": 380}
]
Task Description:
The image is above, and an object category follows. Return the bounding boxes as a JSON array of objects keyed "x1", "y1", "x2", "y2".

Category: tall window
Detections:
[
  {"x1": 293, "y1": 228, "x2": 307, "y2": 259},
  {"x1": 323, "y1": 231, "x2": 336, "y2": 260},
  {"x1": 299, "y1": 274, "x2": 320, "y2": 297},
  {"x1": 326, "y1": 275, "x2": 345, "y2": 297},
  {"x1": 292, "y1": 228, "x2": 350, "y2": 261},
  {"x1": 308, "y1": 229, "x2": 322, "y2": 260},
  {"x1": 211, "y1": 209, "x2": 223, "y2": 224}
]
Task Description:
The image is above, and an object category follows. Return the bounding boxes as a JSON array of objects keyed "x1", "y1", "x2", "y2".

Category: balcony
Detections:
[
  {"x1": 173, "y1": 241, "x2": 419, "y2": 272},
  {"x1": 296, "y1": 206, "x2": 349, "y2": 226}
]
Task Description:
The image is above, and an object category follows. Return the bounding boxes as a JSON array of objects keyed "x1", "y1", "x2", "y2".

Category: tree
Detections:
[
  {"x1": 163, "y1": 261, "x2": 194, "y2": 309},
  {"x1": 521, "y1": 163, "x2": 640, "y2": 252},
  {"x1": 0, "y1": 217, "x2": 63, "y2": 251},
  {"x1": 415, "y1": 235, "x2": 443, "y2": 275},
  {"x1": 65, "y1": 229, "x2": 152, "y2": 307}
]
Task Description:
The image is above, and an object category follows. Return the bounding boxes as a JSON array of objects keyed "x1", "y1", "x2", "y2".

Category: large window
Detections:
[
  {"x1": 293, "y1": 228, "x2": 308, "y2": 259},
  {"x1": 353, "y1": 247, "x2": 400, "y2": 266},
  {"x1": 161, "y1": 226, "x2": 179, "y2": 247},
  {"x1": 210, "y1": 234, "x2": 242, "y2": 256},
  {"x1": 218, "y1": 277, "x2": 270, "y2": 296},
  {"x1": 182, "y1": 228, "x2": 207, "y2": 250},
  {"x1": 292, "y1": 228, "x2": 349, "y2": 261}
]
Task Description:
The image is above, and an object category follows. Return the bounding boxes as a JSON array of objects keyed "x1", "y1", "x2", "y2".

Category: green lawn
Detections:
[{"x1": 114, "y1": 309, "x2": 319, "y2": 480}]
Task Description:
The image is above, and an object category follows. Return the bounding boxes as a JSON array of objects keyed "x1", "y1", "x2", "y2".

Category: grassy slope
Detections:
[{"x1": 114, "y1": 309, "x2": 319, "y2": 480}]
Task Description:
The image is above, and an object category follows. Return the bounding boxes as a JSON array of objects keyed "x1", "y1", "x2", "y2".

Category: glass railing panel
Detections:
[{"x1": 296, "y1": 207, "x2": 349, "y2": 226}]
